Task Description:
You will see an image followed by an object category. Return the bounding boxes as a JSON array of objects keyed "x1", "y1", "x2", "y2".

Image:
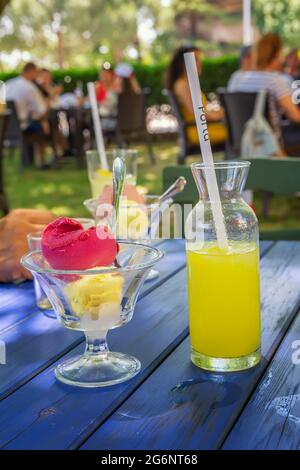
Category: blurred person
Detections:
[
  {"x1": 36, "y1": 68, "x2": 63, "y2": 108},
  {"x1": 228, "y1": 33, "x2": 300, "y2": 152},
  {"x1": 58, "y1": 80, "x2": 86, "y2": 109},
  {"x1": 115, "y1": 62, "x2": 141, "y2": 94},
  {"x1": 6, "y1": 62, "x2": 47, "y2": 125},
  {"x1": 96, "y1": 64, "x2": 115, "y2": 102},
  {"x1": 240, "y1": 45, "x2": 253, "y2": 72},
  {"x1": 227, "y1": 46, "x2": 253, "y2": 88},
  {"x1": 6, "y1": 62, "x2": 50, "y2": 168},
  {"x1": 58, "y1": 91, "x2": 86, "y2": 109},
  {"x1": 95, "y1": 63, "x2": 119, "y2": 116},
  {"x1": 36, "y1": 68, "x2": 70, "y2": 158},
  {"x1": 0, "y1": 208, "x2": 55, "y2": 282},
  {"x1": 283, "y1": 49, "x2": 300, "y2": 80},
  {"x1": 165, "y1": 45, "x2": 227, "y2": 147}
]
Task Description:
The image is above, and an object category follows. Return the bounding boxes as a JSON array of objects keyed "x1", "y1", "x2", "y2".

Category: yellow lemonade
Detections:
[
  {"x1": 89, "y1": 169, "x2": 136, "y2": 198},
  {"x1": 186, "y1": 242, "x2": 260, "y2": 365},
  {"x1": 89, "y1": 169, "x2": 112, "y2": 198}
]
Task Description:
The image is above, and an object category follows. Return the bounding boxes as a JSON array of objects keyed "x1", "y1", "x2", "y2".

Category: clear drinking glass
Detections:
[
  {"x1": 27, "y1": 219, "x2": 95, "y2": 318},
  {"x1": 21, "y1": 242, "x2": 163, "y2": 388},
  {"x1": 185, "y1": 161, "x2": 261, "y2": 372},
  {"x1": 83, "y1": 194, "x2": 172, "y2": 280},
  {"x1": 86, "y1": 149, "x2": 137, "y2": 198},
  {"x1": 27, "y1": 232, "x2": 53, "y2": 315}
]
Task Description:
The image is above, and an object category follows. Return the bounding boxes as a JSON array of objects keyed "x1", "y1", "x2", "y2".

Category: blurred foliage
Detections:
[
  {"x1": 253, "y1": 0, "x2": 300, "y2": 49},
  {"x1": 0, "y1": 0, "x2": 10, "y2": 15},
  {"x1": 1, "y1": 1, "x2": 300, "y2": 71},
  {"x1": 173, "y1": 0, "x2": 226, "y2": 22},
  {"x1": 0, "y1": 55, "x2": 239, "y2": 105},
  {"x1": 0, "y1": 0, "x2": 162, "y2": 68},
  {"x1": 0, "y1": 0, "x2": 242, "y2": 70}
]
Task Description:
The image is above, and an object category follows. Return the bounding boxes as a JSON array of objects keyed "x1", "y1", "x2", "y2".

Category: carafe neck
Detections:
[{"x1": 191, "y1": 161, "x2": 250, "y2": 201}]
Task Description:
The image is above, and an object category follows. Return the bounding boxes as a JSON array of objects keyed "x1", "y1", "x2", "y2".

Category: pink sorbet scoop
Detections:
[{"x1": 42, "y1": 217, "x2": 118, "y2": 270}]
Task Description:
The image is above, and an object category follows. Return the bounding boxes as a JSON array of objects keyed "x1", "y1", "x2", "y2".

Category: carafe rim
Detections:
[{"x1": 191, "y1": 160, "x2": 250, "y2": 171}]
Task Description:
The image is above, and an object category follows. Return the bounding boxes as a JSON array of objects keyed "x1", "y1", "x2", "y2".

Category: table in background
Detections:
[{"x1": 0, "y1": 239, "x2": 299, "y2": 450}]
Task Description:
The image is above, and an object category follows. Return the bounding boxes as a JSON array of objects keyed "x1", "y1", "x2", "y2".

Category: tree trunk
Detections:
[
  {"x1": 134, "y1": 35, "x2": 142, "y2": 62},
  {"x1": 0, "y1": 0, "x2": 11, "y2": 16},
  {"x1": 57, "y1": 30, "x2": 64, "y2": 69},
  {"x1": 133, "y1": 0, "x2": 142, "y2": 62}
]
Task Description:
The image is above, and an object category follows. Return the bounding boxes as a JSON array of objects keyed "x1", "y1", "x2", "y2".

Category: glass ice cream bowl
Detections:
[{"x1": 21, "y1": 242, "x2": 163, "y2": 388}]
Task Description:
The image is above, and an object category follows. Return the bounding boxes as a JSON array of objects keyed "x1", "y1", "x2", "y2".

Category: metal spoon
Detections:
[
  {"x1": 157, "y1": 176, "x2": 187, "y2": 205},
  {"x1": 112, "y1": 156, "x2": 126, "y2": 267},
  {"x1": 147, "y1": 176, "x2": 187, "y2": 241}
]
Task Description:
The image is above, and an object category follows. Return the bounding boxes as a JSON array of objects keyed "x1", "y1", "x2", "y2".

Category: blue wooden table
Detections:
[{"x1": 0, "y1": 239, "x2": 299, "y2": 450}]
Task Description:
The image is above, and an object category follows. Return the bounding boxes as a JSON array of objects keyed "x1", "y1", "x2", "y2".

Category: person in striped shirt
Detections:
[{"x1": 228, "y1": 33, "x2": 300, "y2": 152}]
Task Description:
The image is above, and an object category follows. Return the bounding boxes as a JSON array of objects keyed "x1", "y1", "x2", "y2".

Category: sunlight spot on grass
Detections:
[
  {"x1": 29, "y1": 188, "x2": 40, "y2": 197},
  {"x1": 160, "y1": 153, "x2": 171, "y2": 161},
  {"x1": 29, "y1": 186, "x2": 54, "y2": 197},
  {"x1": 51, "y1": 206, "x2": 74, "y2": 216},
  {"x1": 42, "y1": 184, "x2": 57, "y2": 195},
  {"x1": 58, "y1": 185, "x2": 74, "y2": 196},
  {"x1": 34, "y1": 203, "x2": 49, "y2": 211},
  {"x1": 144, "y1": 173, "x2": 156, "y2": 181}
]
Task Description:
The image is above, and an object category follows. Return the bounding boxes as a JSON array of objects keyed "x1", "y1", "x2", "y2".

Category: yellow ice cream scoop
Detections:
[
  {"x1": 64, "y1": 272, "x2": 123, "y2": 320},
  {"x1": 118, "y1": 200, "x2": 149, "y2": 240}
]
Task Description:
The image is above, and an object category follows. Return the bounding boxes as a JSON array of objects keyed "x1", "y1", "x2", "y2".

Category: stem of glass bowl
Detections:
[{"x1": 84, "y1": 331, "x2": 109, "y2": 360}]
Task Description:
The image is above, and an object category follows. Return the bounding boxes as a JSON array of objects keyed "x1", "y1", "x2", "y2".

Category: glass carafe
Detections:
[{"x1": 185, "y1": 161, "x2": 261, "y2": 372}]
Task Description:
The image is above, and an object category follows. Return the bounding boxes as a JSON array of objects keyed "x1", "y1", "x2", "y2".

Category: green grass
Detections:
[
  {"x1": 3, "y1": 143, "x2": 178, "y2": 217},
  {"x1": 3, "y1": 142, "x2": 300, "y2": 231}
]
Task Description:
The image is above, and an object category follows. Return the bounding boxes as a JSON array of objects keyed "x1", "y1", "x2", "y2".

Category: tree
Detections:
[
  {"x1": 0, "y1": 0, "x2": 163, "y2": 67},
  {"x1": 0, "y1": 0, "x2": 245, "y2": 69},
  {"x1": 36, "y1": 0, "x2": 72, "y2": 68},
  {"x1": 253, "y1": 0, "x2": 300, "y2": 48}
]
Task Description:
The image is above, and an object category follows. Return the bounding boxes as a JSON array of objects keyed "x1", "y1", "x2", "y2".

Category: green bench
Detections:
[{"x1": 162, "y1": 157, "x2": 300, "y2": 241}]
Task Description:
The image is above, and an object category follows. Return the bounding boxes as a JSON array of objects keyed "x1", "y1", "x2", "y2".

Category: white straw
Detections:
[
  {"x1": 184, "y1": 52, "x2": 228, "y2": 250},
  {"x1": 87, "y1": 82, "x2": 109, "y2": 171},
  {"x1": 0, "y1": 80, "x2": 6, "y2": 104}
]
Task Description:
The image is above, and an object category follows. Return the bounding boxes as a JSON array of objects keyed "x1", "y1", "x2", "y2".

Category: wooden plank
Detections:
[
  {"x1": 0, "y1": 239, "x2": 186, "y2": 401},
  {"x1": 223, "y1": 311, "x2": 300, "y2": 450},
  {"x1": 144, "y1": 239, "x2": 186, "y2": 292},
  {"x1": 0, "y1": 241, "x2": 274, "y2": 449},
  {"x1": 80, "y1": 241, "x2": 300, "y2": 450},
  {"x1": 258, "y1": 240, "x2": 274, "y2": 256},
  {"x1": 0, "y1": 282, "x2": 37, "y2": 334}
]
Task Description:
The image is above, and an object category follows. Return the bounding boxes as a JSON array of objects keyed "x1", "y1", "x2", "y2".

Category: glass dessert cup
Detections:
[
  {"x1": 27, "y1": 218, "x2": 95, "y2": 319},
  {"x1": 185, "y1": 161, "x2": 261, "y2": 372},
  {"x1": 21, "y1": 242, "x2": 163, "y2": 388},
  {"x1": 86, "y1": 149, "x2": 137, "y2": 198},
  {"x1": 27, "y1": 231, "x2": 54, "y2": 316}
]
